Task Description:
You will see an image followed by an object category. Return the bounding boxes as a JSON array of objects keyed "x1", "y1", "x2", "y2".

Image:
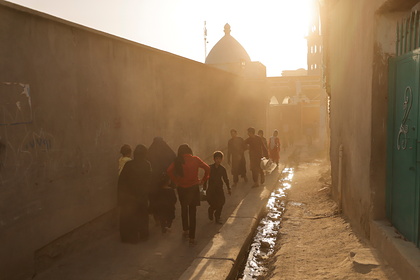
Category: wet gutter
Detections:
[{"x1": 235, "y1": 168, "x2": 294, "y2": 279}]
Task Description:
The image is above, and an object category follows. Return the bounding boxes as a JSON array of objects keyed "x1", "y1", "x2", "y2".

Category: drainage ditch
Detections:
[{"x1": 236, "y1": 167, "x2": 294, "y2": 280}]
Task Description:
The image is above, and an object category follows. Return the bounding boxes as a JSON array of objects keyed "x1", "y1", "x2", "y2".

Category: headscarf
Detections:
[
  {"x1": 133, "y1": 144, "x2": 148, "y2": 161},
  {"x1": 147, "y1": 137, "x2": 176, "y2": 177}
]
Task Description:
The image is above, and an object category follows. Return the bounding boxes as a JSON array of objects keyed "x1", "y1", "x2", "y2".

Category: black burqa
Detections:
[
  {"x1": 118, "y1": 144, "x2": 151, "y2": 243},
  {"x1": 147, "y1": 137, "x2": 176, "y2": 216},
  {"x1": 156, "y1": 187, "x2": 177, "y2": 232}
]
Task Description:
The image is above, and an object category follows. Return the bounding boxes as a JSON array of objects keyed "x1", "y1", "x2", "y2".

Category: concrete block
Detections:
[{"x1": 371, "y1": 220, "x2": 420, "y2": 280}]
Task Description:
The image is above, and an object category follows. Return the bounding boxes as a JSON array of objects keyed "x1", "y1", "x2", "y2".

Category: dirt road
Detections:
[{"x1": 267, "y1": 146, "x2": 400, "y2": 279}]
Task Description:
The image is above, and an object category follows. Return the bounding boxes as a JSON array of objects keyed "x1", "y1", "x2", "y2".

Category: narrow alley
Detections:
[
  {"x1": 31, "y1": 145, "x2": 287, "y2": 280},
  {"x1": 3, "y1": 2, "x2": 420, "y2": 280},
  {"x1": 31, "y1": 143, "x2": 401, "y2": 280}
]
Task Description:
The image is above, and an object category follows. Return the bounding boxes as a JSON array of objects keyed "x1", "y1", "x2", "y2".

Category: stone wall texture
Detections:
[{"x1": 0, "y1": 3, "x2": 267, "y2": 279}]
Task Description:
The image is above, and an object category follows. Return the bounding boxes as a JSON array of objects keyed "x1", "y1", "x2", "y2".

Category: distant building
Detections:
[
  {"x1": 204, "y1": 23, "x2": 268, "y2": 131},
  {"x1": 266, "y1": 75, "x2": 327, "y2": 149},
  {"x1": 204, "y1": 22, "x2": 327, "y2": 147},
  {"x1": 307, "y1": 0, "x2": 322, "y2": 76},
  {"x1": 266, "y1": 0, "x2": 328, "y2": 150},
  {"x1": 281, "y1": 68, "x2": 308, "y2": 76},
  {"x1": 205, "y1": 23, "x2": 266, "y2": 78}
]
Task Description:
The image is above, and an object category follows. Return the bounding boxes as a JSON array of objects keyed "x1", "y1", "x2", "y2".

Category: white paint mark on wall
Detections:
[{"x1": 0, "y1": 82, "x2": 32, "y2": 125}]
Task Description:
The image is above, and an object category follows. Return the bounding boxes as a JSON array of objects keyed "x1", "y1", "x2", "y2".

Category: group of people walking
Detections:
[
  {"x1": 228, "y1": 127, "x2": 280, "y2": 188},
  {"x1": 116, "y1": 128, "x2": 281, "y2": 246}
]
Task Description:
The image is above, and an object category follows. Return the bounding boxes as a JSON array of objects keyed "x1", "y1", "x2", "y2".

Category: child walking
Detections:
[
  {"x1": 204, "y1": 151, "x2": 231, "y2": 224},
  {"x1": 156, "y1": 173, "x2": 177, "y2": 233}
]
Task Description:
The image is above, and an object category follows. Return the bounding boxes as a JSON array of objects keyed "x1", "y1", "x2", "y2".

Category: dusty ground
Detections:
[{"x1": 268, "y1": 146, "x2": 401, "y2": 280}]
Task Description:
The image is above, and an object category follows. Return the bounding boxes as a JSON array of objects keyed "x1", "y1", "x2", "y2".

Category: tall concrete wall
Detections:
[
  {"x1": 370, "y1": 6, "x2": 405, "y2": 222},
  {"x1": 0, "y1": 3, "x2": 267, "y2": 279},
  {"x1": 324, "y1": 0, "x2": 417, "y2": 237},
  {"x1": 324, "y1": 0, "x2": 380, "y2": 236}
]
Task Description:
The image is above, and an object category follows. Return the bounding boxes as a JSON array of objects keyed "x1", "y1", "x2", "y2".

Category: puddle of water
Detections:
[
  {"x1": 307, "y1": 160, "x2": 323, "y2": 165},
  {"x1": 237, "y1": 168, "x2": 294, "y2": 280},
  {"x1": 288, "y1": 201, "x2": 306, "y2": 207}
]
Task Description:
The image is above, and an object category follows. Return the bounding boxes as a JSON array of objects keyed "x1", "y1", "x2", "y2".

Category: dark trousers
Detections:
[
  {"x1": 157, "y1": 207, "x2": 175, "y2": 232},
  {"x1": 177, "y1": 185, "x2": 199, "y2": 239},
  {"x1": 208, "y1": 205, "x2": 223, "y2": 221},
  {"x1": 181, "y1": 204, "x2": 197, "y2": 238},
  {"x1": 251, "y1": 168, "x2": 265, "y2": 184},
  {"x1": 207, "y1": 188, "x2": 225, "y2": 221},
  {"x1": 160, "y1": 217, "x2": 173, "y2": 232}
]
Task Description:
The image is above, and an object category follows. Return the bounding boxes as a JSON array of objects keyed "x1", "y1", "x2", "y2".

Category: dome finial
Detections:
[{"x1": 224, "y1": 23, "x2": 231, "y2": 36}]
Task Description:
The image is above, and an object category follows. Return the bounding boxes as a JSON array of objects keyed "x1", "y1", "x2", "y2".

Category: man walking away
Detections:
[
  {"x1": 244, "y1": 127, "x2": 268, "y2": 188},
  {"x1": 227, "y1": 129, "x2": 247, "y2": 186}
]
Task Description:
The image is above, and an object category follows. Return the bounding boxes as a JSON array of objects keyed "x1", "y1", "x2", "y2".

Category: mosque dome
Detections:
[{"x1": 205, "y1": 24, "x2": 251, "y2": 64}]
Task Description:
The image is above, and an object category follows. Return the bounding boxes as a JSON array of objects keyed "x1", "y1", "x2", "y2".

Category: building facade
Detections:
[{"x1": 321, "y1": 0, "x2": 420, "y2": 278}]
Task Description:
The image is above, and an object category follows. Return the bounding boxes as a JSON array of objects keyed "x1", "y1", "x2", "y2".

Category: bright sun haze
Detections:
[{"x1": 6, "y1": 0, "x2": 314, "y2": 76}]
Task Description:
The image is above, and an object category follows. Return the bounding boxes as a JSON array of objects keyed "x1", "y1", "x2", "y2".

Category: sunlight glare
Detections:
[{"x1": 204, "y1": 0, "x2": 315, "y2": 76}]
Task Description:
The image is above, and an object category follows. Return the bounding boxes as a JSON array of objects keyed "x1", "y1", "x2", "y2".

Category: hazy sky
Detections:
[{"x1": 6, "y1": 0, "x2": 314, "y2": 77}]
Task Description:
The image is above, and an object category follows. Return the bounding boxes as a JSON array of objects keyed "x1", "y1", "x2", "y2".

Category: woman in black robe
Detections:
[
  {"x1": 147, "y1": 137, "x2": 176, "y2": 224},
  {"x1": 155, "y1": 173, "x2": 177, "y2": 233},
  {"x1": 118, "y1": 144, "x2": 151, "y2": 243}
]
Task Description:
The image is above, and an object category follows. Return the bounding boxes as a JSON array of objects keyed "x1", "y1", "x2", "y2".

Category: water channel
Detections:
[{"x1": 237, "y1": 167, "x2": 294, "y2": 279}]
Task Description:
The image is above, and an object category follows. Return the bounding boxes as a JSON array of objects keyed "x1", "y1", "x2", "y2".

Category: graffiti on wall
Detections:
[
  {"x1": 0, "y1": 129, "x2": 56, "y2": 183},
  {"x1": 0, "y1": 82, "x2": 53, "y2": 185},
  {"x1": 0, "y1": 82, "x2": 32, "y2": 126},
  {"x1": 22, "y1": 131, "x2": 54, "y2": 152},
  {"x1": 21, "y1": 129, "x2": 55, "y2": 153}
]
